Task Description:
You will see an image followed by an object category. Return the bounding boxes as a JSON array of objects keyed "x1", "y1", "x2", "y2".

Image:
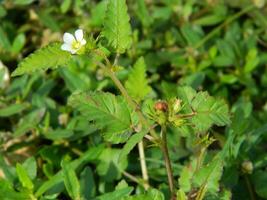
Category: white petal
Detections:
[
  {"x1": 81, "y1": 39, "x2": 86, "y2": 45},
  {"x1": 75, "y1": 29, "x2": 83, "y2": 42},
  {"x1": 63, "y1": 33, "x2": 75, "y2": 44},
  {"x1": 61, "y1": 43, "x2": 72, "y2": 52}
]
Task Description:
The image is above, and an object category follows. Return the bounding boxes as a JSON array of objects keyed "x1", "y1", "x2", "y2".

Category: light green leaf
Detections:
[
  {"x1": 97, "y1": 148, "x2": 128, "y2": 181},
  {"x1": 191, "y1": 92, "x2": 230, "y2": 131},
  {"x1": 244, "y1": 48, "x2": 259, "y2": 73},
  {"x1": 125, "y1": 57, "x2": 151, "y2": 102},
  {"x1": 193, "y1": 157, "x2": 223, "y2": 194},
  {"x1": 22, "y1": 157, "x2": 37, "y2": 180},
  {"x1": 11, "y1": 33, "x2": 26, "y2": 54},
  {"x1": 62, "y1": 160, "x2": 81, "y2": 200},
  {"x1": 68, "y1": 91, "x2": 133, "y2": 144},
  {"x1": 16, "y1": 163, "x2": 34, "y2": 190},
  {"x1": 0, "y1": 103, "x2": 29, "y2": 117},
  {"x1": 136, "y1": 0, "x2": 153, "y2": 27},
  {"x1": 102, "y1": 0, "x2": 132, "y2": 53},
  {"x1": 178, "y1": 166, "x2": 193, "y2": 192},
  {"x1": 12, "y1": 43, "x2": 72, "y2": 76},
  {"x1": 176, "y1": 189, "x2": 188, "y2": 200},
  {"x1": 60, "y1": 0, "x2": 72, "y2": 14}
]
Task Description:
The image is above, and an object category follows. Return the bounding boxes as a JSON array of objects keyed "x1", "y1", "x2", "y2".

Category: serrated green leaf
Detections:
[
  {"x1": 62, "y1": 160, "x2": 81, "y2": 200},
  {"x1": 193, "y1": 157, "x2": 223, "y2": 194},
  {"x1": 16, "y1": 163, "x2": 34, "y2": 190},
  {"x1": 12, "y1": 43, "x2": 72, "y2": 76},
  {"x1": 102, "y1": 0, "x2": 132, "y2": 53},
  {"x1": 125, "y1": 57, "x2": 151, "y2": 102},
  {"x1": 191, "y1": 92, "x2": 230, "y2": 131},
  {"x1": 68, "y1": 91, "x2": 133, "y2": 144}
]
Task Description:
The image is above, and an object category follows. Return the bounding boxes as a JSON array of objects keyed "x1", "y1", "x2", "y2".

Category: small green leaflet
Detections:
[
  {"x1": 193, "y1": 157, "x2": 224, "y2": 197},
  {"x1": 16, "y1": 163, "x2": 34, "y2": 190},
  {"x1": 12, "y1": 43, "x2": 71, "y2": 76},
  {"x1": 125, "y1": 57, "x2": 151, "y2": 102},
  {"x1": 62, "y1": 160, "x2": 81, "y2": 200},
  {"x1": 191, "y1": 91, "x2": 230, "y2": 131},
  {"x1": 102, "y1": 0, "x2": 132, "y2": 53},
  {"x1": 0, "y1": 103, "x2": 29, "y2": 117},
  {"x1": 68, "y1": 91, "x2": 133, "y2": 144},
  {"x1": 120, "y1": 129, "x2": 148, "y2": 159}
]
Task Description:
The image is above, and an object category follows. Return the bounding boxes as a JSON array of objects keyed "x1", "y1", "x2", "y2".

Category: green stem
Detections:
[
  {"x1": 245, "y1": 175, "x2": 256, "y2": 200},
  {"x1": 161, "y1": 125, "x2": 175, "y2": 199},
  {"x1": 194, "y1": 5, "x2": 255, "y2": 49}
]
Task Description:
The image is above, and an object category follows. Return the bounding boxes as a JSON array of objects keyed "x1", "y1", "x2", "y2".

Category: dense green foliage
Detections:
[{"x1": 0, "y1": 0, "x2": 267, "y2": 200}]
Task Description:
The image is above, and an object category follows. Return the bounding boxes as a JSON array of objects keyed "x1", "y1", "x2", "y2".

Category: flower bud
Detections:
[
  {"x1": 58, "y1": 113, "x2": 69, "y2": 126},
  {"x1": 173, "y1": 98, "x2": 182, "y2": 113},
  {"x1": 241, "y1": 160, "x2": 253, "y2": 174},
  {"x1": 154, "y1": 101, "x2": 168, "y2": 112}
]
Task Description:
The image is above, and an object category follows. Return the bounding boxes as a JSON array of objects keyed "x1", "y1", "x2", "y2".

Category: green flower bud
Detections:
[{"x1": 241, "y1": 160, "x2": 253, "y2": 174}]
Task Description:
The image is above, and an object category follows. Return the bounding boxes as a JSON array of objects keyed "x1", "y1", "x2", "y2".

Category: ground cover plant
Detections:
[{"x1": 1, "y1": 0, "x2": 267, "y2": 199}]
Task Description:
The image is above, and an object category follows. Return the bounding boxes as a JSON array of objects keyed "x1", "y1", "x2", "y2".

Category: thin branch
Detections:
[{"x1": 138, "y1": 140, "x2": 149, "y2": 189}]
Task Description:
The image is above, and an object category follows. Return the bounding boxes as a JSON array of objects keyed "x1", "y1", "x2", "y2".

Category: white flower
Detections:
[{"x1": 61, "y1": 29, "x2": 86, "y2": 54}]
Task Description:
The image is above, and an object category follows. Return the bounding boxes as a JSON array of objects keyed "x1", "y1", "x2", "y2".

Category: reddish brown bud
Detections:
[{"x1": 154, "y1": 101, "x2": 168, "y2": 112}]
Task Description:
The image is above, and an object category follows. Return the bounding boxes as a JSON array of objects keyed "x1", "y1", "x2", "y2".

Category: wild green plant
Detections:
[{"x1": 10, "y1": 1, "x2": 232, "y2": 199}]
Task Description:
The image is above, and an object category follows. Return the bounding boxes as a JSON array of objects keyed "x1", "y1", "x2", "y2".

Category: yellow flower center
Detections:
[{"x1": 71, "y1": 40, "x2": 81, "y2": 50}]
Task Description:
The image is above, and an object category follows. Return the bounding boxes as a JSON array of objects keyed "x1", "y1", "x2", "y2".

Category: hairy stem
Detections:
[{"x1": 161, "y1": 126, "x2": 175, "y2": 198}]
